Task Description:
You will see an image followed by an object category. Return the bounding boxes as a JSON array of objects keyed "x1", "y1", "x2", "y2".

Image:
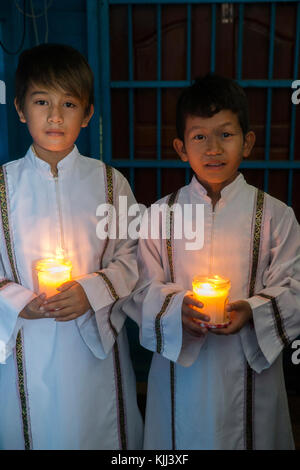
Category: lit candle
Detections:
[
  {"x1": 192, "y1": 275, "x2": 231, "y2": 328},
  {"x1": 36, "y1": 258, "x2": 72, "y2": 298}
]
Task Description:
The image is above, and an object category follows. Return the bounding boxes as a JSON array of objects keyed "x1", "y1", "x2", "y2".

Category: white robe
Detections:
[
  {"x1": 0, "y1": 146, "x2": 143, "y2": 450},
  {"x1": 124, "y1": 173, "x2": 300, "y2": 450}
]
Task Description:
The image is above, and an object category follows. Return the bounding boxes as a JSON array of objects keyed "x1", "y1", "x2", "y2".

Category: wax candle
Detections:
[
  {"x1": 36, "y1": 258, "x2": 72, "y2": 298},
  {"x1": 192, "y1": 275, "x2": 231, "y2": 327}
]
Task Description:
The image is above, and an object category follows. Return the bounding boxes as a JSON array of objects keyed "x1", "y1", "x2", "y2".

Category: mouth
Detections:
[
  {"x1": 204, "y1": 162, "x2": 226, "y2": 168},
  {"x1": 46, "y1": 130, "x2": 65, "y2": 136}
]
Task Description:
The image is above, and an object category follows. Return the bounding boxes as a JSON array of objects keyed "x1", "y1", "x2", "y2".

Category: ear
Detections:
[
  {"x1": 173, "y1": 138, "x2": 188, "y2": 162},
  {"x1": 81, "y1": 104, "x2": 94, "y2": 128},
  {"x1": 242, "y1": 131, "x2": 256, "y2": 159},
  {"x1": 14, "y1": 98, "x2": 27, "y2": 123}
]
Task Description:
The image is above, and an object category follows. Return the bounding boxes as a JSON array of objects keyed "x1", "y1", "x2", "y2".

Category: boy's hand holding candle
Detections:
[
  {"x1": 191, "y1": 274, "x2": 253, "y2": 334},
  {"x1": 210, "y1": 300, "x2": 253, "y2": 335},
  {"x1": 39, "y1": 280, "x2": 91, "y2": 322},
  {"x1": 182, "y1": 292, "x2": 210, "y2": 337}
]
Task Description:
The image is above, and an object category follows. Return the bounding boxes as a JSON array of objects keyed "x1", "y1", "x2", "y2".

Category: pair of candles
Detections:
[{"x1": 36, "y1": 258, "x2": 230, "y2": 329}]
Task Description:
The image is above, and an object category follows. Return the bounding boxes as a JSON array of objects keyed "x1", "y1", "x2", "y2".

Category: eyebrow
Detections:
[
  {"x1": 30, "y1": 91, "x2": 76, "y2": 98},
  {"x1": 188, "y1": 121, "x2": 237, "y2": 132}
]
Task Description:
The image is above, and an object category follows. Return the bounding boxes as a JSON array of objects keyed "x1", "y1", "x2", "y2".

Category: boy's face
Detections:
[
  {"x1": 173, "y1": 110, "x2": 255, "y2": 194},
  {"x1": 15, "y1": 83, "x2": 94, "y2": 161}
]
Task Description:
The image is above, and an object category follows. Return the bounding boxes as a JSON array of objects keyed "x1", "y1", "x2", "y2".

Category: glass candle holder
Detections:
[
  {"x1": 36, "y1": 258, "x2": 72, "y2": 298},
  {"x1": 192, "y1": 275, "x2": 231, "y2": 328}
]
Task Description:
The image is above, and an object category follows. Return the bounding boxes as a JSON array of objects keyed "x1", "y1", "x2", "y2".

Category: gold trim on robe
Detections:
[
  {"x1": 95, "y1": 163, "x2": 128, "y2": 450},
  {"x1": 0, "y1": 165, "x2": 32, "y2": 450},
  {"x1": 245, "y1": 188, "x2": 265, "y2": 450}
]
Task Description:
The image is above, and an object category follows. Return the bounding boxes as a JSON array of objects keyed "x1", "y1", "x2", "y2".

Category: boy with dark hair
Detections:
[
  {"x1": 0, "y1": 43, "x2": 143, "y2": 450},
  {"x1": 125, "y1": 74, "x2": 300, "y2": 449}
]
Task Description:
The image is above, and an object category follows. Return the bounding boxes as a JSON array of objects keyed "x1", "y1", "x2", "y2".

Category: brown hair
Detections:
[
  {"x1": 15, "y1": 43, "x2": 94, "y2": 116},
  {"x1": 176, "y1": 74, "x2": 249, "y2": 141}
]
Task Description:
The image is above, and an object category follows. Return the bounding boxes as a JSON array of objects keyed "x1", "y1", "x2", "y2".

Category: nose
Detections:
[
  {"x1": 47, "y1": 105, "x2": 63, "y2": 124},
  {"x1": 205, "y1": 135, "x2": 222, "y2": 155}
]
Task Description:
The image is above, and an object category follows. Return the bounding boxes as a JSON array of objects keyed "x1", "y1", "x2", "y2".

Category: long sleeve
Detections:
[
  {"x1": 123, "y1": 208, "x2": 207, "y2": 367},
  {"x1": 0, "y1": 257, "x2": 35, "y2": 362},
  {"x1": 240, "y1": 205, "x2": 300, "y2": 373},
  {"x1": 75, "y1": 173, "x2": 139, "y2": 358}
]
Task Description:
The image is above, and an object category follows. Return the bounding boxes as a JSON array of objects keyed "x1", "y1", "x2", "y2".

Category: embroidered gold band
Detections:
[
  {"x1": 96, "y1": 271, "x2": 119, "y2": 303},
  {"x1": 166, "y1": 190, "x2": 179, "y2": 451},
  {"x1": 0, "y1": 279, "x2": 12, "y2": 289},
  {"x1": 155, "y1": 292, "x2": 177, "y2": 354},
  {"x1": 0, "y1": 167, "x2": 19, "y2": 284},
  {"x1": 97, "y1": 163, "x2": 127, "y2": 450},
  {"x1": 257, "y1": 293, "x2": 290, "y2": 347},
  {"x1": 246, "y1": 188, "x2": 265, "y2": 451},
  {"x1": 249, "y1": 189, "x2": 265, "y2": 297},
  {"x1": 166, "y1": 191, "x2": 178, "y2": 284},
  {"x1": 0, "y1": 165, "x2": 32, "y2": 450},
  {"x1": 99, "y1": 164, "x2": 113, "y2": 270}
]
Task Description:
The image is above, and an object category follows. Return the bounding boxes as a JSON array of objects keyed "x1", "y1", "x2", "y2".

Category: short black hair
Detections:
[
  {"x1": 15, "y1": 43, "x2": 94, "y2": 116},
  {"x1": 176, "y1": 74, "x2": 249, "y2": 141}
]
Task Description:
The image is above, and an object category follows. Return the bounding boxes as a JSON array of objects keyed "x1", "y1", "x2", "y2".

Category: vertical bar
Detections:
[
  {"x1": 236, "y1": 3, "x2": 244, "y2": 81},
  {"x1": 264, "y1": 2, "x2": 276, "y2": 192},
  {"x1": 288, "y1": 2, "x2": 300, "y2": 206},
  {"x1": 210, "y1": 3, "x2": 217, "y2": 73},
  {"x1": 87, "y1": 0, "x2": 100, "y2": 159},
  {"x1": 186, "y1": 4, "x2": 191, "y2": 83},
  {"x1": 0, "y1": 23, "x2": 8, "y2": 164},
  {"x1": 128, "y1": 5, "x2": 135, "y2": 189},
  {"x1": 99, "y1": 0, "x2": 112, "y2": 163},
  {"x1": 186, "y1": 4, "x2": 192, "y2": 186},
  {"x1": 157, "y1": 4, "x2": 162, "y2": 200}
]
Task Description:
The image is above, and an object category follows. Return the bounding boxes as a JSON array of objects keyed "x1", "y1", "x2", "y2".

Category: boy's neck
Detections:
[
  {"x1": 31, "y1": 144, "x2": 74, "y2": 176},
  {"x1": 195, "y1": 172, "x2": 240, "y2": 209}
]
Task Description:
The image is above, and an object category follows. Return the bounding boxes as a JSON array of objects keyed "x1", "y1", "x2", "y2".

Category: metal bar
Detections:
[
  {"x1": 236, "y1": 3, "x2": 244, "y2": 80},
  {"x1": 288, "y1": 2, "x2": 300, "y2": 206},
  {"x1": 185, "y1": 4, "x2": 192, "y2": 187},
  {"x1": 87, "y1": 0, "x2": 100, "y2": 159},
  {"x1": 185, "y1": 168, "x2": 191, "y2": 185},
  {"x1": 0, "y1": 22, "x2": 8, "y2": 164},
  {"x1": 264, "y1": 2, "x2": 276, "y2": 191},
  {"x1": 111, "y1": 79, "x2": 294, "y2": 88},
  {"x1": 99, "y1": 0, "x2": 112, "y2": 163},
  {"x1": 110, "y1": 160, "x2": 300, "y2": 169},
  {"x1": 210, "y1": 3, "x2": 216, "y2": 73},
  {"x1": 186, "y1": 4, "x2": 192, "y2": 82},
  {"x1": 110, "y1": 0, "x2": 299, "y2": 5},
  {"x1": 157, "y1": 4, "x2": 162, "y2": 199},
  {"x1": 128, "y1": 4, "x2": 135, "y2": 189}
]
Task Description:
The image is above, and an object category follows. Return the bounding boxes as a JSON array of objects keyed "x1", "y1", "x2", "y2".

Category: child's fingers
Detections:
[
  {"x1": 44, "y1": 306, "x2": 74, "y2": 318},
  {"x1": 183, "y1": 304, "x2": 210, "y2": 322},
  {"x1": 57, "y1": 281, "x2": 77, "y2": 292},
  {"x1": 40, "y1": 297, "x2": 72, "y2": 312},
  {"x1": 183, "y1": 295, "x2": 204, "y2": 309},
  {"x1": 183, "y1": 317, "x2": 208, "y2": 337},
  {"x1": 42, "y1": 290, "x2": 73, "y2": 305}
]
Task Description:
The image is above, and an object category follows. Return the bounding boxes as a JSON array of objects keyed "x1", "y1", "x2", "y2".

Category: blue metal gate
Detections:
[{"x1": 89, "y1": 0, "x2": 300, "y2": 207}]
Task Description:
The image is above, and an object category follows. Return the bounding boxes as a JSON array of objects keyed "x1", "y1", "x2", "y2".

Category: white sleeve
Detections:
[
  {"x1": 0, "y1": 256, "x2": 36, "y2": 362},
  {"x1": 240, "y1": 206, "x2": 300, "y2": 373},
  {"x1": 75, "y1": 173, "x2": 139, "y2": 358},
  {"x1": 122, "y1": 209, "x2": 207, "y2": 367}
]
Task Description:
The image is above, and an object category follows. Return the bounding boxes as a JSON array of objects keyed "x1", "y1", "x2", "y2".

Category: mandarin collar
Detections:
[
  {"x1": 25, "y1": 145, "x2": 79, "y2": 178},
  {"x1": 189, "y1": 173, "x2": 246, "y2": 205}
]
